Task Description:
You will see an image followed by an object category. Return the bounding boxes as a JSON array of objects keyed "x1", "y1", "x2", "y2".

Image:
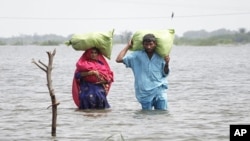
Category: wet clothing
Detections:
[
  {"x1": 75, "y1": 72, "x2": 110, "y2": 109},
  {"x1": 74, "y1": 48, "x2": 113, "y2": 109},
  {"x1": 123, "y1": 50, "x2": 169, "y2": 110}
]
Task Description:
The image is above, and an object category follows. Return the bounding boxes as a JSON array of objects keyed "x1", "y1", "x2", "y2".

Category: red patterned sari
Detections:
[{"x1": 72, "y1": 48, "x2": 114, "y2": 108}]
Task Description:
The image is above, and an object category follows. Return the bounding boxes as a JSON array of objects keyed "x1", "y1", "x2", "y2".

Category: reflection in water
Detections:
[
  {"x1": 133, "y1": 109, "x2": 170, "y2": 119},
  {"x1": 0, "y1": 45, "x2": 250, "y2": 141},
  {"x1": 76, "y1": 109, "x2": 112, "y2": 118}
]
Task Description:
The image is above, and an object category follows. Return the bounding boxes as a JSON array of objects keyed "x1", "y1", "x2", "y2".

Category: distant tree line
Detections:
[
  {"x1": 0, "y1": 34, "x2": 67, "y2": 46},
  {"x1": 0, "y1": 31, "x2": 133, "y2": 46},
  {"x1": 0, "y1": 28, "x2": 249, "y2": 46},
  {"x1": 174, "y1": 28, "x2": 250, "y2": 46}
]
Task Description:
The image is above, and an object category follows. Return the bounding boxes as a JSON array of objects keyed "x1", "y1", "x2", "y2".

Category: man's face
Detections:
[{"x1": 143, "y1": 41, "x2": 156, "y2": 53}]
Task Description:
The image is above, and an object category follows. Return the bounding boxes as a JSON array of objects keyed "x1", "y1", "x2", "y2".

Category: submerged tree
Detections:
[{"x1": 32, "y1": 49, "x2": 60, "y2": 136}]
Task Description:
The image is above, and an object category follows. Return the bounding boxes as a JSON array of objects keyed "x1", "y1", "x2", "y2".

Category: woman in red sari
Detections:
[{"x1": 73, "y1": 47, "x2": 114, "y2": 109}]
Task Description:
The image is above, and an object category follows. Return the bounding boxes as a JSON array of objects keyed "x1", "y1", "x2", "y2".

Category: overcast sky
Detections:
[{"x1": 0, "y1": 0, "x2": 249, "y2": 37}]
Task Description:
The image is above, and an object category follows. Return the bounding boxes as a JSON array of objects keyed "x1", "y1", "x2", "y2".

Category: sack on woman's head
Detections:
[{"x1": 65, "y1": 29, "x2": 114, "y2": 59}]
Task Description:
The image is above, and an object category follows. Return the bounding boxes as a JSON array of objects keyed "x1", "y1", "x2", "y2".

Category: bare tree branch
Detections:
[
  {"x1": 32, "y1": 58, "x2": 46, "y2": 72},
  {"x1": 38, "y1": 60, "x2": 48, "y2": 70},
  {"x1": 32, "y1": 48, "x2": 59, "y2": 136}
]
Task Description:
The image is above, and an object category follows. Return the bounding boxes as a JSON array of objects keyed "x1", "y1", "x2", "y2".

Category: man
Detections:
[{"x1": 116, "y1": 34, "x2": 170, "y2": 110}]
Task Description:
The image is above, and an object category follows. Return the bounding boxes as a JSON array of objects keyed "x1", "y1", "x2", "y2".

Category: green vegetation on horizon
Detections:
[
  {"x1": 174, "y1": 28, "x2": 250, "y2": 46},
  {"x1": 0, "y1": 28, "x2": 249, "y2": 46}
]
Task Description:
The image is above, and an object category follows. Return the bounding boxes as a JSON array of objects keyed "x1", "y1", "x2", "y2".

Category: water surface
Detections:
[{"x1": 0, "y1": 45, "x2": 249, "y2": 141}]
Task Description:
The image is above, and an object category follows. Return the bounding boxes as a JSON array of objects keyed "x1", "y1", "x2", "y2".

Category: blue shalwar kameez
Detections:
[{"x1": 123, "y1": 50, "x2": 169, "y2": 110}]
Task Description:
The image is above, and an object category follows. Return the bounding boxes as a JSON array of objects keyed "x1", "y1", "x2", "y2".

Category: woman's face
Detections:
[{"x1": 90, "y1": 49, "x2": 98, "y2": 60}]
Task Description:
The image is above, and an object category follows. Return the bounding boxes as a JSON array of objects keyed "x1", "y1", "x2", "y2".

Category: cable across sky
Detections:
[{"x1": 0, "y1": 12, "x2": 250, "y2": 20}]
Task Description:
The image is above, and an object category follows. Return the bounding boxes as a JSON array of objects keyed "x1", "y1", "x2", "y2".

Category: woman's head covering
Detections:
[
  {"x1": 72, "y1": 47, "x2": 114, "y2": 107},
  {"x1": 78, "y1": 47, "x2": 101, "y2": 61},
  {"x1": 75, "y1": 47, "x2": 113, "y2": 87},
  {"x1": 76, "y1": 48, "x2": 113, "y2": 81}
]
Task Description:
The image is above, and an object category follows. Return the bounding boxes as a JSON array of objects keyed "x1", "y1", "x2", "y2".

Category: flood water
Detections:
[{"x1": 0, "y1": 44, "x2": 250, "y2": 141}]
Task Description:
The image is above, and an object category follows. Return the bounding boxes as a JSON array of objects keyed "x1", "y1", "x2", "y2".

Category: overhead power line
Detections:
[
  {"x1": 0, "y1": 12, "x2": 250, "y2": 20},
  {"x1": 176, "y1": 12, "x2": 250, "y2": 18}
]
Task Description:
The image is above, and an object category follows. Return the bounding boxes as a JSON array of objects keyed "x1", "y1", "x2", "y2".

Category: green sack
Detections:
[
  {"x1": 65, "y1": 29, "x2": 114, "y2": 59},
  {"x1": 131, "y1": 29, "x2": 175, "y2": 57}
]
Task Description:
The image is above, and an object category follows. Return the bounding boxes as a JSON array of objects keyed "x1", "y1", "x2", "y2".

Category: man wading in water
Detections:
[{"x1": 116, "y1": 34, "x2": 170, "y2": 110}]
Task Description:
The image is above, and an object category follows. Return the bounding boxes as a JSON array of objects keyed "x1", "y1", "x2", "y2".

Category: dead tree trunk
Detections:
[{"x1": 32, "y1": 49, "x2": 60, "y2": 136}]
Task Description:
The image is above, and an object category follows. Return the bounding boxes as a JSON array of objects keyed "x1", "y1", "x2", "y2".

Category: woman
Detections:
[{"x1": 72, "y1": 47, "x2": 113, "y2": 109}]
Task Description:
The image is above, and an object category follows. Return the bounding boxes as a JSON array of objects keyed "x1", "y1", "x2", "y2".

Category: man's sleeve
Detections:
[{"x1": 123, "y1": 53, "x2": 134, "y2": 68}]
